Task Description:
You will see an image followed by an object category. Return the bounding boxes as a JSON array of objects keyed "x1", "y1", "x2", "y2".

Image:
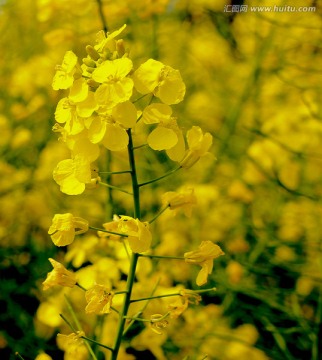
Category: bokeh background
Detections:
[{"x1": 1, "y1": 0, "x2": 322, "y2": 359}]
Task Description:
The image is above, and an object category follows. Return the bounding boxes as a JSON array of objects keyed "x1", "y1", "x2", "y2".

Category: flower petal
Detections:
[{"x1": 147, "y1": 127, "x2": 178, "y2": 150}]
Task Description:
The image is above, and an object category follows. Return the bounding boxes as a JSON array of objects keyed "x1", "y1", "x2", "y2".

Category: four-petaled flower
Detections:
[
  {"x1": 168, "y1": 290, "x2": 201, "y2": 319},
  {"x1": 57, "y1": 331, "x2": 85, "y2": 347},
  {"x1": 85, "y1": 284, "x2": 114, "y2": 314},
  {"x1": 43, "y1": 258, "x2": 77, "y2": 290},
  {"x1": 92, "y1": 57, "x2": 134, "y2": 108},
  {"x1": 133, "y1": 59, "x2": 186, "y2": 105},
  {"x1": 180, "y1": 126, "x2": 213, "y2": 169},
  {"x1": 184, "y1": 241, "x2": 224, "y2": 286},
  {"x1": 162, "y1": 188, "x2": 197, "y2": 217},
  {"x1": 53, "y1": 155, "x2": 93, "y2": 195},
  {"x1": 150, "y1": 314, "x2": 169, "y2": 335},
  {"x1": 52, "y1": 51, "x2": 78, "y2": 90},
  {"x1": 48, "y1": 213, "x2": 89, "y2": 246},
  {"x1": 118, "y1": 216, "x2": 152, "y2": 253}
]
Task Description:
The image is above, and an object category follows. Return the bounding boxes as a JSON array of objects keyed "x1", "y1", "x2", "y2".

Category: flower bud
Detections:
[
  {"x1": 82, "y1": 57, "x2": 97, "y2": 68},
  {"x1": 86, "y1": 45, "x2": 100, "y2": 61}
]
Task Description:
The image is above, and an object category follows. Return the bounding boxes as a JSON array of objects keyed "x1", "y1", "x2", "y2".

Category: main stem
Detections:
[{"x1": 111, "y1": 129, "x2": 140, "y2": 360}]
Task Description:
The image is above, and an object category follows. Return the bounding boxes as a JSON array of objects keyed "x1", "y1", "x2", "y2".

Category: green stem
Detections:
[
  {"x1": 138, "y1": 254, "x2": 185, "y2": 260},
  {"x1": 76, "y1": 282, "x2": 87, "y2": 291},
  {"x1": 130, "y1": 293, "x2": 180, "y2": 303},
  {"x1": 111, "y1": 129, "x2": 141, "y2": 360},
  {"x1": 64, "y1": 295, "x2": 98, "y2": 360},
  {"x1": 123, "y1": 278, "x2": 160, "y2": 336},
  {"x1": 15, "y1": 353, "x2": 25, "y2": 360},
  {"x1": 81, "y1": 336, "x2": 114, "y2": 352},
  {"x1": 123, "y1": 316, "x2": 150, "y2": 322},
  {"x1": 105, "y1": 150, "x2": 114, "y2": 219},
  {"x1": 138, "y1": 166, "x2": 181, "y2": 187},
  {"x1": 148, "y1": 205, "x2": 169, "y2": 224},
  {"x1": 89, "y1": 225, "x2": 128, "y2": 237},
  {"x1": 96, "y1": 0, "x2": 108, "y2": 32},
  {"x1": 99, "y1": 182, "x2": 132, "y2": 195},
  {"x1": 130, "y1": 287, "x2": 216, "y2": 303},
  {"x1": 60, "y1": 313, "x2": 77, "y2": 332}
]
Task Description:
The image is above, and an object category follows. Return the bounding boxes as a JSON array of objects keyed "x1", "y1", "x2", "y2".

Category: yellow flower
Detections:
[
  {"x1": 98, "y1": 215, "x2": 122, "y2": 240},
  {"x1": 184, "y1": 241, "x2": 224, "y2": 286},
  {"x1": 35, "y1": 353, "x2": 53, "y2": 360},
  {"x1": 94, "y1": 24, "x2": 127, "y2": 53},
  {"x1": 53, "y1": 155, "x2": 92, "y2": 195},
  {"x1": 42, "y1": 258, "x2": 77, "y2": 290},
  {"x1": 167, "y1": 297, "x2": 188, "y2": 319},
  {"x1": 52, "y1": 50, "x2": 78, "y2": 90},
  {"x1": 168, "y1": 290, "x2": 201, "y2": 318},
  {"x1": 87, "y1": 101, "x2": 137, "y2": 151},
  {"x1": 57, "y1": 330, "x2": 88, "y2": 360},
  {"x1": 150, "y1": 314, "x2": 169, "y2": 335},
  {"x1": 118, "y1": 216, "x2": 152, "y2": 253},
  {"x1": 85, "y1": 284, "x2": 114, "y2": 314},
  {"x1": 92, "y1": 58, "x2": 133, "y2": 108},
  {"x1": 55, "y1": 97, "x2": 85, "y2": 136},
  {"x1": 133, "y1": 59, "x2": 186, "y2": 104},
  {"x1": 48, "y1": 213, "x2": 88, "y2": 246},
  {"x1": 142, "y1": 103, "x2": 178, "y2": 150},
  {"x1": 162, "y1": 188, "x2": 197, "y2": 217},
  {"x1": 57, "y1": 331, "x2": 85, "y2": 348},
  {"x1": 180, "y1": 126, "x2": 213, "y2": 168}
]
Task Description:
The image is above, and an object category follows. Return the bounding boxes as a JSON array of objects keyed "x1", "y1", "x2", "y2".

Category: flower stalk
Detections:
[{"x1": 111, "y1": 129, "x2": 141, "y2": 360}]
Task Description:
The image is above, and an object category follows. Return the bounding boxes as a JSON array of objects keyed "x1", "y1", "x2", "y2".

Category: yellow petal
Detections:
[
  {"x1": 88, "y1": 116, "x2": 107, "y2": 143},
  {"x1": 142, "y1": 103, "x2": 172, "y2": 124},
  {"x1": 166, "y1": 128, "x2": 186, "y2": 161},
  {"x1": 55, "y1": 98, "x2": 71, "y2": 124},
  {"x1": 128, "y1": 220, "x2": 152, "y2": 253},
  {"x1": 72, "y1": 138, "x2": 100, "y2": 162},
  {"x1": 103, "y1": 123, "x2": 129, "y2": 151},
  {"x1": 52, "y1": 70, "x2": 74, "y2": 91},
  {"x1": 147, "y1": 127, "x2": 178, "y2": 150},
  {"x1": 92, "y1": 58, "x2": 133, "y2": 83},
  {"x1": 112, "y1": 101, "x2": 137, "y2": 128},
  {"x1": 133, "y1": 59, "x2": 164, "y2": 94},
  {"x1": 76, "y1": 91, "x2": 98, "y2": 117},
  {"x1": 196, "y1": 264, "x2": 209, "y2": 286},
  {"x1": 62, "y1": 50, "x2": 78, "y2": 72},
  {"x1": 69, "y1": 78, "x2": 89, "y2": 103},
  {"x1": 95, "y1": 78, "x2": 133, "y2": 107},
  {"x1": 155, "y1": 68, "x2": 186, "y2": 105}
]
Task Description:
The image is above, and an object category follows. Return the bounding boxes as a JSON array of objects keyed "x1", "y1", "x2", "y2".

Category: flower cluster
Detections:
[
  {"x1": 42, "y1": 24, "x2": 222, "y2": 360},
  {"x1": 51, "y1": 25, "x2": 211, "y2": 196}
]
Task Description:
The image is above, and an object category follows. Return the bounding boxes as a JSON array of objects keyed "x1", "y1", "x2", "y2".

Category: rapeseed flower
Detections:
[
  {"x1": 92, "y1": 58, "x2": 133, "y2": 108},
  {"x1": 52, "y1": 50, "x2": 78, "y2": 90},
  {"x1": 150, "y1": 314, "x2": 169, "y2": 335},
  {"x1": 87, "y1": 100, "x2": 137, "y2": 151},
  {"x1": 53, "y1": 155, "x2": 92, "y2": 195},
  {"x1": 184, "y1": 241, "x2": 224, "y2": 286},
  {"x1": 35, "y1": 353, "x2": 53, "y2": 360},
  {"x1": 133, "y1": 59, "x2": 186, "y2": 104},
  {"x1": 48, "y1": 213, "x2": 88, "y2": 246},
  {"x1": 143, "y1": 103, "x2": 179, "y2": 150},
  {"x1": 180, "y1": 126, "x2": 213, "y2": 169},
  {"x1": 42, "y1": 258, "x2": 77, "y2": 290},
  {"x1": 167, "y1": 290, "x2": 201, "y2": 318},
  {"x1": 162, "y1": 188, "x2": 197, "y2": 217},
  {"x1": 94, "y1": 24, "x2": 127, "y2": 53},
  {"x1": 85, "y1": 284, "x2": 114, "y2": 314},
  {"x1": 118, "y1": 216, "x2": 152, "y2": 253}
]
